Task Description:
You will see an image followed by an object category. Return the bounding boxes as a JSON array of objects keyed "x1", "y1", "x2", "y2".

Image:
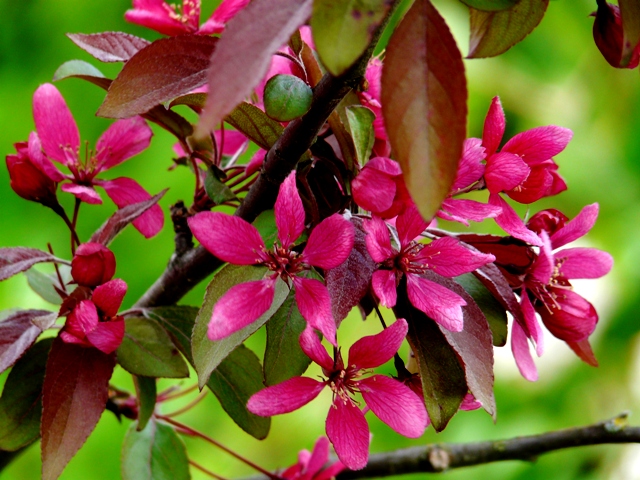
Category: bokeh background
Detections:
[{"x1": 1, "y1": 0, "x2": 640, "y2": 478}]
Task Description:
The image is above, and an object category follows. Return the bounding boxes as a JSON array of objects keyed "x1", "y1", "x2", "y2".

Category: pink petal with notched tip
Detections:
[
  {"x1": 294, "y1": 277, "x2": 337, "y2": 346},
  {"x1": 359, "y1": 375, "x2": 428, "y2": 437},
  {"x1": 100, "y1": 177, "x2": 164, "y2": 238},
  {"x1": 502, "y1": 126, "x2": 572, "y2": 166},
  {"x1": 188, "y1": 211, "x2": 265, "y2": 264},
  {"x1": 348, "y1": 318, "x2": 407, "y2": 369},
  {"x1": 549, "y1": 203, "x2": 599, "y2": 250},
  {"x1": 326, "y1": 400, "x2": 370, "y2": 471},
  {"x1": 32, "y1": 83, "x2": 80, "y2": 166},
  {"x1": 247, "y1": 376, "x2": 325, "y2": 416},
  {"x1": 27, "y1": 133, "x2": 66, "y2": 182},
  {"x1": 125, "y1": 0, "x2": 193, "y2": 36},
  {"x1": 299, "y1": 326, "x2": 333, "y2": 370},
  {"x1": 396, "y1": 205, "x2": 427, "y2": 247},
  {"x1": 61, "y1": 183, "x2": 102, "y2": 204},
  {"x1": 86, "y1": 320, "x2": 125, "y2": 354},
  {"x1": 208, "y1": 279, "x2": 276, "y2": 341},
  {"x1": 484, "y1": 152, "x2": 530, "y2": 194},
  {"x1": 199, "y1": 0, "x2": 251, "y2": 34},
  {"x1": 92, "y1": 279, "x2": 127, "y2": 317},
  {"x1": 557, "y1": 247, "x2": 613, "y2": 279},
  {"x1": 94, "y1": 117, "x2": 152, "y2": 172},
  {"x1": 362, "y1": 216, "x2": 394, "y2": 262},
  {"x1": 452, "y1": 138, "x2": 485, "y2": 192},
  {"x1": 520, "y1": 290, "x2": 544, "y2": 357},
  {"x1": 352, "y1": 164, "x2": 397, "y2": 213},
  {"x1": 275, "y1": 171, "x2": 306, "y2": 248},
  {"x1": 438, "y1": 198, "x2": 501, "y2": 225},
  {"x1": 406, "y1": 274, "x2": 465, "y2": 332},
  {"x1": 489, "y1": 194, "x2": 543, "y2": 246},
  {"x1": 371, "y1": 269, "x2": 397, "y2": 308},
  {"x1": 416, "y1": 236, "x2": 495, "y2": 278},
  {"x1": 511, "y1": 320, "x2": 538, "y2": 381},
  {"x1": 302, "y1": 214, "x2": 354, "y2": 269},
  {"x1": 482, "y1": 96, "x2": 505, "y2": 157}
]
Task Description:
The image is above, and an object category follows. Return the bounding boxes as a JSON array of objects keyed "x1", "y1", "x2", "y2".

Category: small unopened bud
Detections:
[
  {"x1": 527, "y1": 209, "x2": 569, "y2": 236},
  {"x1": 592, "y1": 0, "x2": 640, "y2": 68},
  {"x1": 6, "y1": 143, "x2": 59, "y2": 208},
  {"x1": 71, "y1": 243, "x2": 116, "y2": 287}
]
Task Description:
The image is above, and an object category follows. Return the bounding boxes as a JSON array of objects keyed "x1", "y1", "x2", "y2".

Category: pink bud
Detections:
[
  {"x1": 71, "y1": 243, "x2": 116, "y2": 287},
  {"x1": 6, "y1": 143, "x2": 59, "y2": 208},
  {"x1": 527, "y1": 209, "x2": 569, "y2": 237},
  {"x1": 592, "y1": 1, "x2": 640, "y2": 68}
]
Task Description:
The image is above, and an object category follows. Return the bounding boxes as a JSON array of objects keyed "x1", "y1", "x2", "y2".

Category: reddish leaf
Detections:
[
  {"x1": 0, "y1": 248, "x2": 60, "y2": 282},
  {"x1": 325, "y1": 217, "x2": 376, "y2": 325},
  {"x1": 381, "y1": 0, "x2": 467, "y2": 222},
  {"x1": 41, "y1": 338, "x2": 115, "y2": 480},
  {"x1": 90, "y1": 190, "x2": 167, "y2": 246},
  {"x1": 97, "y1": 35, "x2": 218, "y2": 118},
  {"x1": 467, "y1": 0, "x2": 549, "y2": 58},
  {"x1": 195, "y1": 0, "x2": 313, "y2": 137},
  {"x1": 67, "y1": 32, "x2": 150, "y2": 63},
  {"x1": 0, "y1": 309, "x2": 50, "y2": 374},
  {"x1": 620, "y1": 0, "x2": 640, "y2": 66}
]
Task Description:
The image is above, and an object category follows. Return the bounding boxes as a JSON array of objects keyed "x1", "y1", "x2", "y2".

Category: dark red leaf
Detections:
[
  {"x1": 90, "y1": 190, "x2": 167, "y2": 246},
  {"x1": 381, "y1": 0, "x2": 467, "y2": 222},
  {"x1": 468, "y1": 0, "x2": 549, "y2": 59},
  {"x1": 67, "y1": 32, "x2": 151, "y2": 63},
  {"x1": 620, "y1": 0, "x2": 640, "y2": 67},
  {"x1": 0, "y1": 310, "x2": 50, "y2": 374},
  {"x1": 0, "y1": 248, "x2": 60, "y2": 282},
  {"x1": 41, "y1": 338, "x2": 115, "y2": 480},
  {"x1": 195, "y1": 0, "x2": 313, "y2": 137},
  {"x1": 97, "y1": 35, "x2": 218, "y2": 118}
]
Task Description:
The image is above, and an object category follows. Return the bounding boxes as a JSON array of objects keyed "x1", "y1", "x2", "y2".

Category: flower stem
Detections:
[
  {"x1": 47, "y1": 243, "x2": 67, "y2": 296},
  {"x1": 70, "y1": 198, "x2": 81, "y2": 254},
  {"x1": 189, "y1": 459, "x2": 230, "y2": 480}
]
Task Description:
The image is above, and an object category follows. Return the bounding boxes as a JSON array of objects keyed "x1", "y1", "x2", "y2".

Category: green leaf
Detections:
[
  {"x1": 207, "y1": 345, "x2": 270, "y2": 439},
  {"x1": 192, "y1": 264, "x2": 289, "y2": 388},
  {"x1": 133, "y1": 376, "x2": 157, "y2": 431},
  {"x1": 145, "y1": 306, "x2": 200, "y2": 363},
  {"x1": 311, "y1": 0, "x2": 392, "y2": 76},
  {"x1": 25, "y1": 266, "x2": 70, "y2": 305},
  {"x1": 264, "y1": 293, "x2": 311, "y2": 386},
  {"x1": 252, "y1": 210, "x2": 278, "y2": 245},
  {"x1": 168, "y1": 93, "x2": 208, "y2": 110},
  {"x1": 52, "y1": 60, "x2": 112, "y2": 90},
  {"x1": 225, "y1": 102, "x2": 284, "y2": 150},
  {"x1": 264, "y1": 74, "x2": 313, "y2": 122},
  {"x1": 204, "y1": 167, "x2": 238, "y2": 205},
  {"x1": 456, "y1": 273, "x2": 507, "y2": 347},
  {"x1": 381, "y1": 0, "x2": 467, "y2": 222},
  {"x1": 121, "y1": 419, "x2": 190, "y2": 480},
  {"x1": 117, "y1": 318, "x2": 189, "y2": 378},
  {"x1": 459, "y1": 0, "x2": 520, "y2": 12},
  {"x1": 344, "y1": 105, "x2": 375, "y2": 167},
  {"x1": 467, "y1": 0, "x2": 549, "y2": 58},
  {"x1": 0, "y1": 338, "x2": 52, "y2": 451}
]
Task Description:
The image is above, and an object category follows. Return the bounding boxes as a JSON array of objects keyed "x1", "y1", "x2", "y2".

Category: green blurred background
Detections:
[{"x1": 2, "y1": 0, "x2": 640, "y2": 478}]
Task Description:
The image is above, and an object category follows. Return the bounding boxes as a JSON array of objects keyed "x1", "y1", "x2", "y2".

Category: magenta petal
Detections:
[
  {"x1": 352, "y1": 165, "x2": 397, "y2": 213},
  {"x1": 396, "y1": 205, "x2": 428, "y2": 247},
  {"x1": 92, "y1": 279, "x2": 128, "y2": 317},
  {"x1": 199, "y1": 0, "x2": 251, "y2": 34},
  {"x1": 66, "y1": 300, "x2": 100, "y2": 338},
  {"x1": 550, "y1": 203, "x2": 599, "y2": 249},
  {"x1": 557, "y1": 247, "x2": 613, "y2": 279},
  {"x1": 530, "y1": 232, "x2": 554, "y2": 285},
  {"x1": 294, "y1": 277, "x2": 337, "y2": 346},
  {"x1": 86, "y1": 320, "x2": 125, "y2": 354},
  {"x1": 538, "y1": 290, "x2": 597, "y2": 343},
  {"x1": 406, "y1": 274, "x2": 465, "y2": 332},
  {"x1": 247, "y1": 376, "x2": 324, "y2": 416},
  {"x1": 27, "y1": 132, "x2": 66, "y2": 182},
  {"x1": 188, "y1": 211, "x2": 265, "y2": 264},
  {"x1": 482, "y1": 97, "x2": 505, "y2": 157},
  {"x1": 363, "y1": 217, "x2": 394, "y2": 262},
  {"x1": 275, "y1": 171, "x2": 306, "y2": 248},
  {"x1": 439, "y1": 199, "x2": 501, "y2": 225},
  {"x1": 502, "y1": 126, "x2": 573, "y2": 166},
  {"x1": 490, "y1": 194, "x2": 543, "y2": 246},
  {"x1": 326, "y1": 400, "x2": 370, "y2": 471},
  {"x1": 511, "y1": 320, "x2": 538, "y2": 382},
  {"x1": 214, "y1": 129, "x2": 248, "y2": 156},
  {"x1": 124, "y1": 0, "x2": 192, "y2": 36},
  {"x1": 359, "y1": 375, "x2": 428, "y2": 437},
  {"x1": 208, "y1": 279, "x2": 275, "y2": 341},
  {"x1": 348, "y1": 319, "x2": 407, "y2": 369},
  {"x1": 418, "y1": 236, "x2": 495, "y2": 277},
  {"x1": 452, "y1": 138, "x2": 485, "y2": 191},
  {"x1": 521, "y1": 291, "x2": 544, "y2": 356},
  {"x1": 484, "y1": 152, "x2": 530, "y2": 193},
  {"x1": 371, "y1": 270, "x2": 397, "y2": 308},
  {"x1": 94, "y1": 117, "x2": 152, "y2": 172},
  {"x1": 61, "y1": 183, "x2": 102, "y2": 204},
  {"x1": 32, "y1": 83, "x2": 80, "y2": 166},
  {"x1": 299, "y1": 326, "x2": 334, "y2": 370},
  {"x1": 303, "y1": 214, "x2": 354, "y2": 269},
  {"x1": 305, "y1": 436, "x2": 331, "y2": 478},
  {"x1": 460, "y1": 393, "x2": 482, "y2": 411}
]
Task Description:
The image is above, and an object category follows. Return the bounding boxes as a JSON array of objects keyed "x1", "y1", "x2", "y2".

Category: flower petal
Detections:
[
  {"x1": 294, "y1": 277, "x2": 337, "y2": 346},
  {"x1": 61, "y1": 183, "x2": 102, "y2": 204},
  {"x1": 214, "y1": 129, "x2": 248, "y2": 156},
  {"x1": 549, "y1": 203, "x2": 599, "y2": 250},
  {"x1": 27, "y1": 132, "x2": 66, "y2": 182},
  {"x1": 538, "y1": 289, "x2": 597, "y2": 343},
  {"x1": 363, "y1": 216, "x2": 394, "y2": 262},
  {"x1": 396, "y1": 205, "x2": 428, "y2": 247},
  {"x1": 484, "y1": 152, "x2": 530, "y2": 194},
  {"x1": 188, "y1": 211, "x2": 265, "y2": 264},
  {"x1": 520, "y1": 290, "x2": 544, "y2": 357},
  {"x1": 489, "y1": 194, "x2": 542, "y2": 246},
  {"x1": 326, "y1": 400, "x2": 370, "y2": 471},
  {"x1": 438, "y1": 199, "x2": 501, "y2": 225},
  {"x1": 275, "y1": 171, "x2": 306, "y2": 248},
  {"x1": 92, "y1": 279, "x2": 128, "y2": 317},
  {"x1": 511, "y1": 320, "x2": 538, "y2": 382},
  {"x1": 557, "y1": 247, "x2": 613, "y2": 279},
  {"x1": 124, "y1": 0, "x2": 192, "y2": 35},
  {"x1": 567, "y1": 338, "x2": 598, "y2": 367},
  {"x1": 208, "y1": 279, "x2": 275, "y2": 340},
  {"x1": 94, "y1": 117, "x2": 152, "y2": 172},
  {"x1": 417, "y1": 236, "x2": 495, "y2": 277},
  {"x1": 371, "y1": 270, "x2": 397, "y2": 308},
  {"x1": 359, "y1": 375, "x2": 428, "y2": 437},
  {"x1": 299, "y1": 326, "x2": 334, "y2": 370},
  {"x1": 482, "y1": 97, "x2": 505, "y2": 157},
  {"x1": 502, "y1": 126, "x2": 572, "y2": 166},
  {"x1": 199, "y1": 0, "x2": 251, "y2": 34},
  {"x1": 303, "y1": 214, "x2": 354, "y2": 269},
  {"x1": 352, "y1": 164, "x2": 397, "y2": 213},
  {"x1": 406, "y1": 274, "x2": 465, "y2": 332},
  {"x1": 247, "y1": 376, "x2": 324, "y2": 416},
  {"x1": 66, "y1": 300, "x2": 100, "y2": 338},
  {"x1": 86, "y1": 320, "x2": 125, "y2": 354},
  {"x1": 348, "y1": 318, "x2": 407, "y2": 369},
  {"x1": 305, "y1": 436, "x2": 331, "y2": 479},
  {"x1": 452, "y1": 138, "x2": 485, "y2": 191}
]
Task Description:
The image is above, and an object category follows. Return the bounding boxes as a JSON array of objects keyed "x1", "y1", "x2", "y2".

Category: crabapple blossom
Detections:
[
  {"x1": 279, "y1": 436, "x2": 345, "y2": 480},
  {"x1": 71, "y1": 243, "x2": 116, "y2": 288}
]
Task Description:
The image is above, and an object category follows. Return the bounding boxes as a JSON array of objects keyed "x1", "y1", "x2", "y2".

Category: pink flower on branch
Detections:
[
  {"x1": 248, "y1": 319, "x2": 428, "y2": 470},
  {"x1": 188, "y1": 171, "x2": 354, "y2": 345},
  {"x1": 279, "y1": 436, "x2": 345, "y2": 480}
]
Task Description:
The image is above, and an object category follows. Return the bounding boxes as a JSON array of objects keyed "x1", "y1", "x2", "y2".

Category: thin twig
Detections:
[{"x1": 189, "y1": 459, "x2": 230, "y2": 480}]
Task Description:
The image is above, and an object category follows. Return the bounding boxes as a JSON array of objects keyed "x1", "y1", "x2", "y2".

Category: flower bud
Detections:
[
  {"x1": 592, "y1": 1, "x2": 640, "y2": 68},
  {"x1": 6, "y1": 142, "x2": 59, "y2": 208},
  {"x1": 71, "y1": 243, "x2": 116, "y2": 287},
  {"x1": 527, "y1": 209, "x2": 569, "y2": 237}
]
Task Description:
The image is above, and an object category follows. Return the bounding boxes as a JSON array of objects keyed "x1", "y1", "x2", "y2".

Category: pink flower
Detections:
[
  {"x1": 125, "y1": 0, "x2": 249, "y2": 36},
  {"x1": 71, "y1": 243, "x2": 117, "y2": 288},
  {"x1": 6, "y1": 138, "x2": 59, "y2": 209},
  {"x1": 357, "y1": 57, "x2": 390, "y2": 157},
  {"x1": 188, "y1": 171, "x2": 354, "y2": 345},
  {"x1": 29, "y1": 83, "x2": 163, "y2": 238},
  {"x1": 279, "y1": 437, "x2": 345, "y2": 480},
  {"x1": 247, "y1": 319, "x2": 428, "y2": 471},
  {"x1": 363, "y1": 206, "x2": 495, "y2": 331},
  {"x1": 60, "y1": 278, "x2": 127, "y2": 354}
]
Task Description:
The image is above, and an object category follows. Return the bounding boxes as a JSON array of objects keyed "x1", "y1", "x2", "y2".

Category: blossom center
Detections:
[{"x1": 261, "y1": 245, "x2": 306, "y2": 282}]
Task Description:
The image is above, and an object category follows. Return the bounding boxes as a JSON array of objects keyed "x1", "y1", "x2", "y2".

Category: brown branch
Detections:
[{"x1": 134, "y1": 2, "x2": 401, "y2": 309}]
